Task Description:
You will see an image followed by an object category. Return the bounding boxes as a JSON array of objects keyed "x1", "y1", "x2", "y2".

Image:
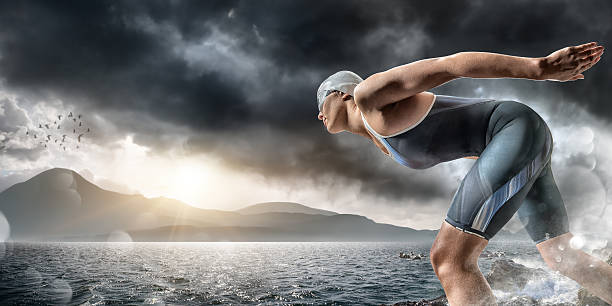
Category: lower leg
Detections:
[
  {"x1": 538, "y1": 233, "x2": 612, "y2": 304},
  {"x1": 431, "y1": 222, "x2": 498, "y2": 306},
  {"x1": 436, "y1": 263, "x2": 498, "y2": 306}
]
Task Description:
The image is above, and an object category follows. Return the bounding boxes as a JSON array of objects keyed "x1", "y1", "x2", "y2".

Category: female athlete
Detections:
[{"x1": 316, "y1": 42, "x2": 610, "y2": 305}]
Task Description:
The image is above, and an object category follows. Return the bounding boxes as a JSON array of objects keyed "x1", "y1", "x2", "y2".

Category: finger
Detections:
[
  {"x1": 578, "y1": 49, "x2": 603, "y2": 65},
  {"x1": 570, "y1": 41, "x2": 598, "y2": 52},
  {"x1": 579, "y1": 54, "x2": 602, "y2": 72},
  {"x1": 577, "y1": 56, "x2": 601, "y2": 75},
  {"x1": 577, "y1": 45, "x2": 604, "y2": 59},
  {"x1": 568, "y1": 74, "x2": 585, "y2": 81}
]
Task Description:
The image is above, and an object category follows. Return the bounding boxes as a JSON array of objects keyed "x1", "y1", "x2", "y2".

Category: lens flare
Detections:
[
  {"x1": 107, "y1": 230, "x2": 133, "y2": 242},
  {"x1": 569, "y1": 235, "x2": 585, "y2": 249},
  {"x1": 0, "y1": 211, "x2": 10, "y2": 242}
]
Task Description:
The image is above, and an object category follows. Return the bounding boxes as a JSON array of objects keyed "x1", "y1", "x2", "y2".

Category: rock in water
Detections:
[
  {"x1": 576, "y1": 253, "x2": 612, "y2": 306},
  {"x1": 484, "y1": 259, "x2": 549, "y2": 292}
]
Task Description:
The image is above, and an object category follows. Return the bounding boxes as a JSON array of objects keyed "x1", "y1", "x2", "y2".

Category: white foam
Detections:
[
  {"x1": 493, "y1": 270, "x2": 580, "y2": 304},
  {"x1": 144, "y1": 296, "x2": 165, "y2": 305}
]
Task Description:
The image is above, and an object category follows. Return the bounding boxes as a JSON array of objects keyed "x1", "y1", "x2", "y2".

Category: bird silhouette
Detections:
[
  {"x1": 78, "y1": 114, "x2": 82, "y2": 119},
  {"x1": 86, "y1": 128, "x2": 90, "y2": 133},
  {"x1": 46, "y1": 135, "x2": 51, "y2": 141},
  {"x1": 58, "y1": 115, "x2": 62, "y2": 120},
  {"x1": 78, "y1": 134, "x2": 84, "y2": 142},
  {"x1": 68, "y1": 112, "x2": 73, "y2": 118},
  {"x1": 79, "y1": 122, "x2": 82, "y2": 127},
  {"x1": 57, "y1": 125, "x2": 60, "y2": 129},
  {"x1": 73, "y1": 129, "x2": 76, "y2": 133},
  {"x1": 53, "y1": 121, "x2": 57, "y2": 125},
  {"x1": 45, "y1": 124, "x2": 50, "y2": 129},
  {"x1": 33, "y1": 134, "x2": 37, "y2": 139},
  {"x1": 54, "y1": 139, "x2": 58, "y2": 143},
  {"x1": 73, "y1": 118, "x2": 76, "y2": 122},
  {"x1": 26, "y1": 130, "x2": 29, "y2": 135},
  {"x1": 39, "y1": 124, "x2": 42, "y2": 128}
]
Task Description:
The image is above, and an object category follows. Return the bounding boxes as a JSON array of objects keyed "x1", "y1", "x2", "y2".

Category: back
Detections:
[{"x1": 361, "y1": 94, "x2": 503, "y2": 169}]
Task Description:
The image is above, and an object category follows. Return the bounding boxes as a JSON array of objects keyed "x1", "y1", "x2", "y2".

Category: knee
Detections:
[
  {"x1": 429, "y1": 246, "x2": 442, "y2": 271},
  {"x1": 430, "y1": 245, "x2": 477, "y2": 278}
]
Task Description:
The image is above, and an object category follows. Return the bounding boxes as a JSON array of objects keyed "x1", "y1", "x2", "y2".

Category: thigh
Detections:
[
  {"x1": 445, "y1": 101, "x2": 553, "y2": 240},
  {"x1": 517, "y1": 162, "x2": 570, "y2": 244}
]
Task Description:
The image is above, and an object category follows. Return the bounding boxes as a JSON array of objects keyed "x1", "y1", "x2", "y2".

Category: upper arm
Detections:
[{"x1": 354, "y1": 55, "x2": 460, "y2": 111}]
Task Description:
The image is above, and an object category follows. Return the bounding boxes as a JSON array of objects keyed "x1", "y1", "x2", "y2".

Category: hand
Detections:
[{"x1": 539, "y1": 42, "x2": 604, "y2": 81}]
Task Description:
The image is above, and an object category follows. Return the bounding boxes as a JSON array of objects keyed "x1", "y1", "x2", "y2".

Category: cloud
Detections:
[{"x1": 0, "y1": 0, "x2": 610, "y2": 232}]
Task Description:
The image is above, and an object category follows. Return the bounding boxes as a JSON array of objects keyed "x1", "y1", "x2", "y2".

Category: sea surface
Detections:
[{"x1": 0, "y1": 241, "x2": 582, "y2": 305}]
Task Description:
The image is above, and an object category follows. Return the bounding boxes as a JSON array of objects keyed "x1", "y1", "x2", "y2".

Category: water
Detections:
[{"x1": 0, "y1": 241, "x2": 580, "y2": 305}]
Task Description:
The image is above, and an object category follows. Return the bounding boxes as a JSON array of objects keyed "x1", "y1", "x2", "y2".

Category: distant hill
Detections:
[
  {"x1": 0, "y1": 168, "x2": 450, "y2": 242},
  {"x1": 235, "y1": 202, "x2": 338, "y2": 216}
]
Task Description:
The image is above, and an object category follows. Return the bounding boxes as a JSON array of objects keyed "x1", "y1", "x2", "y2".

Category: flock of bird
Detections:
[{"x1": 23, "y1": 111, "x2": 91, "y2": 151}]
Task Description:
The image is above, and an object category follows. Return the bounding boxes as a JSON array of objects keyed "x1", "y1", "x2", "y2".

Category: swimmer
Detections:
[{"x1": 316, "y1": 42, "x2": 611, "y2": 305}]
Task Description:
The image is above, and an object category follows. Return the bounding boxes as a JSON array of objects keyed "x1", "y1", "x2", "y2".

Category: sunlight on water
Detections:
[{"x1": 0, "y1": 241, "x2": 592, "y2": 305}]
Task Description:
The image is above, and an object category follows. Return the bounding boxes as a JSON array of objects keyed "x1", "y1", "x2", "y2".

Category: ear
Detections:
[{"x1": 341, "y1": 92, "x2": 353, "y2": 101}]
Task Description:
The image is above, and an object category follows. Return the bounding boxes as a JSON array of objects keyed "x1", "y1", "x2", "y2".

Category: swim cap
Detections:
[{"x1": 316, "y1": 70, "x2": 363, "y2": 111}]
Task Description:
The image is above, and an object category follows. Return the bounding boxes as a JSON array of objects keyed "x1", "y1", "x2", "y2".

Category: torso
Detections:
[
  {"x1": 360, "y1": 92, "x2": 436, "y2": 156},
  {"x1": 360, "y1": 94, "x2": 501, "y2": 169}
]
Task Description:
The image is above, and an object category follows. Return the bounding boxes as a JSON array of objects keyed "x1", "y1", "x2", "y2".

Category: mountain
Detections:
[
  {"x1": 235, "y1": 202, "x2": 338, "y2": 216},
  {"x1": 0, "y1": 168, "x2": 445, "y2": 242}
]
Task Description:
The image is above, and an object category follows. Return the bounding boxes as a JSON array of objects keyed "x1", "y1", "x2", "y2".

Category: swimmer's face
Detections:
[{"x1": 317, "y1": 91, "x2": 345, "y2": 134}]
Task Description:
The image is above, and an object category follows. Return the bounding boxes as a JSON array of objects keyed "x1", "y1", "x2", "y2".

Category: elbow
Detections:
[{"x1": 354, "y1": 73, "x2": 389, "y2": 112}]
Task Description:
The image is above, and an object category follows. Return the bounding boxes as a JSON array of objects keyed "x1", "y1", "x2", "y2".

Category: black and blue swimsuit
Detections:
[{"x1": 361, "y1": 94, "x2": 569, "y2": 243}]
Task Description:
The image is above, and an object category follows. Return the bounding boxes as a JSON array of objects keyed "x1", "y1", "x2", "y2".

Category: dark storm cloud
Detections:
[
  {"x1": 0, "y1": 1, "x2": 249, "y2": 131},
  {"x1": 0, "y1": 0, "x2": 610, "y2": 203}
]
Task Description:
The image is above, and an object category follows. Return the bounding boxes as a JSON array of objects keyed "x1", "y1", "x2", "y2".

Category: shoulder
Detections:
[
  {"x1": 354, "y1": 72, "x2": 399, "y2": 113},
  {"x1": 360, "y1": 91, "x2": 435, "y2": 137}
]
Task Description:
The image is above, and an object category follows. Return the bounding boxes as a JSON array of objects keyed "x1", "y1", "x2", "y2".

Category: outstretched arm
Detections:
[
  {"x1": 448, "y1": 42, "x2": 603, "y2": 81},
  {"x1": 355, "y1": 42, "x2": 604, "y2": 112}
]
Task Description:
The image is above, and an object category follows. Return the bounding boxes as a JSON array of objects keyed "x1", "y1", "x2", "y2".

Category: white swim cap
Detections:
[{"x1": 316, "y1": 70, "x2": 363, "y2": 111}]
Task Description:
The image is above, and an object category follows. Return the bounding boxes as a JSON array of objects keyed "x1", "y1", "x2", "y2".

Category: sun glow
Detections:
[{"x1": 167, "y1": 162, "x2": 211, "y2": 205}]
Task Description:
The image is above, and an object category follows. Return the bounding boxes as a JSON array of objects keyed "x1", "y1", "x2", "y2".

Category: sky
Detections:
[{"x1": 0, "y1": 0, "x2": 611, "y2": 237}]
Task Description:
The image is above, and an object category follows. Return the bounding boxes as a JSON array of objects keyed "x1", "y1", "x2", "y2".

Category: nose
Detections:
[{"x1": 317, "y1": 112, "x2": 324, "y2": 120}]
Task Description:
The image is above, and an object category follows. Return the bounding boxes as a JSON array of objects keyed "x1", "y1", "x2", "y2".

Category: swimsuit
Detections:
[{"x1": 361, "y1": 94, "x2": 570, "y2": 243}]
